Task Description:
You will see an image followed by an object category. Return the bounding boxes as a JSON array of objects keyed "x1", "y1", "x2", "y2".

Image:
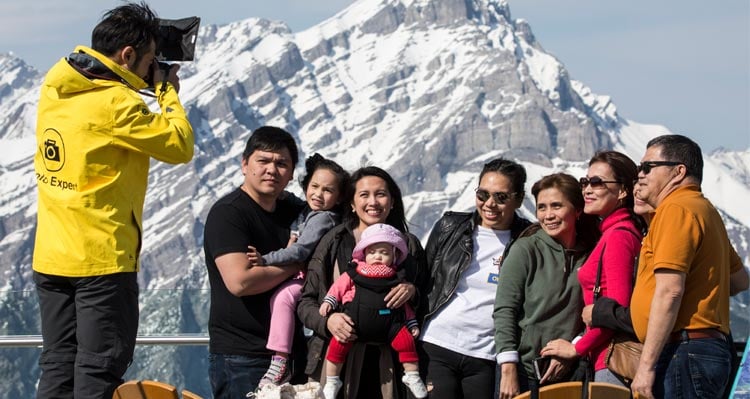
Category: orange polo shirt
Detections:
[{"x1": 630, "y1": 185, "x2": 742, "y2": 342}]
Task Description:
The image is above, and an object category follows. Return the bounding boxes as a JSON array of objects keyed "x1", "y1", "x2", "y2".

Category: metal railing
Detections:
[{"x1": 0, "y1": 334, "x2": 210, "y2": 348}]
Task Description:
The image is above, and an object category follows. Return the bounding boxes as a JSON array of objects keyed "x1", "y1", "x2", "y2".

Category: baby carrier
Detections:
[{"x1": 343, "y1": 268, "x2": 406, "y2": 344}]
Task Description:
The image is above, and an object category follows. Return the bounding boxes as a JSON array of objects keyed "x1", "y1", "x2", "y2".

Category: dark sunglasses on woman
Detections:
[{"x1": 579, "y1": 176, "x2": 620, "y2": 189}]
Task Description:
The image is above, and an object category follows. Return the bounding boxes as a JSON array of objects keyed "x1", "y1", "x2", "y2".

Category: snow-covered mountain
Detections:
[{"x1": 0, "y1": 0, "x2": 748, "y2": 396}]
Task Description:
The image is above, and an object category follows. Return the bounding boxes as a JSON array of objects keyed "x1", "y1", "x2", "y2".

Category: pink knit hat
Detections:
[{"x1": 352, "y1": 223, "x2": 408, "y2": 265}]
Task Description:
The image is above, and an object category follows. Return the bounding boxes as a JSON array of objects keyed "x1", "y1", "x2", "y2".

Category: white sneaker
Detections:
[
  {"x1": 402, "y1": 372, "x2": 428, "y2": 398},
  {"x1": 322, "y1": 378, "x2": 342, "y2": 399}
]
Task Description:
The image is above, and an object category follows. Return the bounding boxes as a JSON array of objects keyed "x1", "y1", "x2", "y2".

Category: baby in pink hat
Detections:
[{"x1": 319, "y1": 223, "x2": 427, "y2": 399}]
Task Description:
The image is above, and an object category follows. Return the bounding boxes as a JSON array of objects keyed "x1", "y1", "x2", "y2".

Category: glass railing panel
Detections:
[{"x1": 0, "y1": 288, "x2": 212, "y2": 398}]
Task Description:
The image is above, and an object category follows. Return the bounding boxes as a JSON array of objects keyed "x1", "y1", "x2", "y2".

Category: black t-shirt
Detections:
[{"x1": 203, "y1": 187, "x2": 302, "y2": 355}]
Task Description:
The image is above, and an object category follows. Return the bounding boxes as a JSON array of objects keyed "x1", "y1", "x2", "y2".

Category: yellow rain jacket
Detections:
[{"x1": 33, "y1": 46, "x2": 194, "y2": 277}]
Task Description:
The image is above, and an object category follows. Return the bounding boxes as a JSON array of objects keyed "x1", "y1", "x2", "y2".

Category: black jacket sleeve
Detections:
[
  {"x1": 419, "y1": 218, "x2": 444, "y2": 321},
  {"x1": 297, "y1": 230, "x2": 338, "y2": 338},
  {"x1": 591, "y1": 296, "x2": 637, "y2": 338},
  {"x1": 404, "y1": 233, "x2": 428, "y2": 322}
]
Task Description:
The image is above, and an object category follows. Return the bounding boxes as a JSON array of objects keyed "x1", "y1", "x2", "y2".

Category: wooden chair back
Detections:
[
  {"x1": 112, "y1": 380, "x2": 179, "y2": 399},
  {"x1": 113, "y1": 381, "x2": 144, "y2": 399},
  {"x1": 588, "y1": 381, "x2": 631, "y2": 399},
  {"x1": 512, "y1": 381, "x2": 632, "y2": 399},
  {"x1": 181, "y1": 389, "x2": 203, "y2": 399},
  {"x1": 512, "y1": 381, "x2": 583, "y2": 399}
]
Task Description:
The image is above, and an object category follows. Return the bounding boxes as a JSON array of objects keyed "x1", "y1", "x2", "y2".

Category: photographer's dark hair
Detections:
[
  {"x1": 479, "y1": 157, "x2": 526, "y2": 200},
  {"x1": 242, "y1": 126, "x2": 299, "y2": 168},
  {"x1": 300, "y1": 153, "x2": 350, "y2": 214},
  {"x1": 92, "y1": 2, "x2": 160, "y2": 62},
  {"x1": 647, "y1": 134, "x2": 703, "y2": 184},
  {"x1": 344, "y1": 166, "x2": 408, "y2": 234}
]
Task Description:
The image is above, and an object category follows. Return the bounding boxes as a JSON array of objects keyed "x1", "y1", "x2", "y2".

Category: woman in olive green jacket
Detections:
[{"x1": 494, "y1": 173, "x2": 598, "y2": 398}]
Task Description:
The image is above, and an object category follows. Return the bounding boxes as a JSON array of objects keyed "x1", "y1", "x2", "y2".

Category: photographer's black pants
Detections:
[{"x1": 34, "y1": 271, "x2": 138, "y2": 399}]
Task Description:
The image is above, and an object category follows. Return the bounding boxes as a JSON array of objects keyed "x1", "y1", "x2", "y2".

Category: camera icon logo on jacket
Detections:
[{"x1": 40, "y1": 128, "x2": 65, "y2": 172}]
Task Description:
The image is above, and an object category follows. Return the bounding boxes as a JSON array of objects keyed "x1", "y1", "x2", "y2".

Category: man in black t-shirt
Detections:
[{"x1": 203, "y1": 126, "x2": 304, "y2": 398}]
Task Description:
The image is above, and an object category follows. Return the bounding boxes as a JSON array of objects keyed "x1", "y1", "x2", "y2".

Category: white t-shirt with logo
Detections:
[{"x1": 421, "y1": 225, "x2": 511, "y2": 360}]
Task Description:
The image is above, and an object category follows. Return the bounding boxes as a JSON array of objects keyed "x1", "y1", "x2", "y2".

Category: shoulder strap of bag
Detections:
[
  {"x1": 593, "y1": 242, "x2": 606, "y2": 301},
  {"x1": 594, "y1": 226, "x2": 640, "y2": 300}
]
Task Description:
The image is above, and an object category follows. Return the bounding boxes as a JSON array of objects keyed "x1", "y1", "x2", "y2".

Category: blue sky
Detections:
[{"x1": 1, "y1": 0, "x2": 747, "y2": 151}]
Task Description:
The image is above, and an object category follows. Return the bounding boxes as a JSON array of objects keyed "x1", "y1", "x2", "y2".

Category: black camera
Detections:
[
  {"x1": 148, "y1": 61, "x2": 173, "y2": 86},
  {"x1": 145, "y1": 16, "x2": 201, "y2": 88},
  {"x1": 44, "y1": 139, "x2": 61, "y2": 161}
]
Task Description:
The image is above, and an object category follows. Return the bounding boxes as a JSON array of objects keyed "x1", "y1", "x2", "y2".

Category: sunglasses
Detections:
[
  {"x1": 475, "y1": 188, "x2": 516, "y2": 204},
  {"x1": 637, "y1": 161, "x2": 683, "y2": 175},
  {"x1": 579, "y1": 176, "x2": 620, "y2": 189}
]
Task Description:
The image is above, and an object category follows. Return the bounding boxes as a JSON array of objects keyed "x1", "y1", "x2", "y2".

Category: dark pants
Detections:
[
  {"x1": 421, "y1": 341, "x2": 495, "y2": 399},
  {"x1": 655, "y1": 336, "x2": 732, "y2": 399},
  {"x1": 209, "y1": 353, "x2": 270, "y2": 399},
  {"x1": 34, "y1": 271, "x2": 139, "y2": 399}
]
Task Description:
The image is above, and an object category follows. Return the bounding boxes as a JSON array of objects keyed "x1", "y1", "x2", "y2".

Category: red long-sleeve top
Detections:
[{"x1": 575, "y1": 207, "x2": 642, "y2": 371}]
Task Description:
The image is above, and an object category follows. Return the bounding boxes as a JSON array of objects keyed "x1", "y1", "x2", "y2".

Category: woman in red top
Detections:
[{"x1": 540, "y1": 150, "x2": 645, "y2": 386}]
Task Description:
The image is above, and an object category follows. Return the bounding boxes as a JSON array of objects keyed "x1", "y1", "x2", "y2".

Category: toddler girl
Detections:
[
  {"x1": 247, "y1": 153, "x2": 349, "y2": 388},
  {"x1": 318, "y1": 223, "x2": 428, "y2": 399}
]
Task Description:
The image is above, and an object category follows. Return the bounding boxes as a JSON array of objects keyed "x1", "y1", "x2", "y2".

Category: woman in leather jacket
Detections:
[{"x1": 418, "y1": 158, "x2": 532, "y2": 398}]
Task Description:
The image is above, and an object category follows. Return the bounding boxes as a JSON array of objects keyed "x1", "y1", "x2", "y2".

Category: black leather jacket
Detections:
[{"x1": 420, "y1": 211, "x2": 532, "y2": 322}]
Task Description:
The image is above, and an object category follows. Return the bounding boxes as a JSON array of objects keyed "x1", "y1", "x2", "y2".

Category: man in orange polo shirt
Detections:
[{"x1": 629, "y1": 135, "x2": 740, "y2": 399}]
